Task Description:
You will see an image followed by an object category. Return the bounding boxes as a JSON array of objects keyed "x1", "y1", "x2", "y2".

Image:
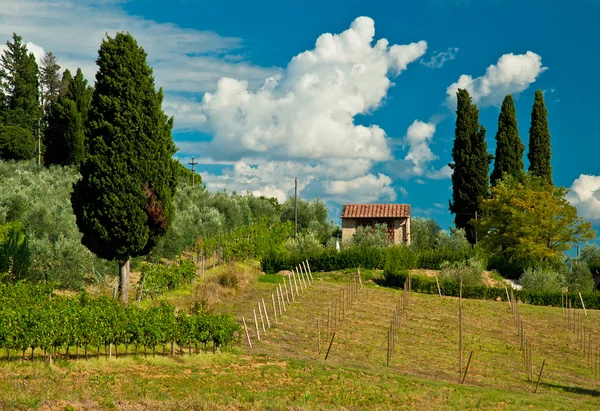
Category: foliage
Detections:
[
  {"x1": 491, "y1": 94, "x2": 524, "y2": 186},
  {"x1": 449, "y1": 88, "x2": 491, "y2": 244},
  {"x1": 475, "y1": 173, "x2": 595, "y2": 266},
  {"x1": 527, "y1": 90, "x2": 553, "y2": 185},
  {"x1": 519, "y1": 265, "x2": 565, "y2": 293},
  {"x1": 581, "y1": 244, "x2": 600, "y2": 276},
  {"x1": 351, "y1": 223, "x2": 390, "y2": 248},
  {"x1": 434, "y1": 228, "x2": 470, "y2": 251},
  {"x1": 410, "y1": 217, "x2": 441, "y2": 251},
  {"x1": 0, "y1": 282, "x2": 240, "y2": 358},
  {"x1": 138, "y1": 259, "x2": 195, "y2": 299},
  {"x1": 71, "y1": 33, "x2": 177, "y2": 301},
  {"x1": 39, "y1": 52, "x2": 62, "y2": 116},
  {"x1": 0, "y1": 125, "x2": 35, "y2": 160},
  {"x1": 563, "y1": 261, "x2": 595, "y2": 293},
  {"x1": 280, "y1": 197, "x2": 334, "y2": 243},
  {"x1": 439, "y1": 257, "x2": 485, "y2": 287},
  {"x1": 0, "y1": 161, "x2": 113, "y2": 288},
  {"x1": 0, "y1": 33, "x2": 41, "y2": 132},
  {"x1": 0, "y1": 224, "x2": 32, "y2": 280},
  {"x1": 44, "y1": 98, "x2": 85, "y2": 166},
  {"x1": 284, "y1": 229, "x2": 323, "y2": 257}
]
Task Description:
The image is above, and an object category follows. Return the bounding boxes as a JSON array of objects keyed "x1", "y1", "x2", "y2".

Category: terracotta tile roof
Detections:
[{"x1": 340, "y1": 204, "x2": 411, "y2": 219}]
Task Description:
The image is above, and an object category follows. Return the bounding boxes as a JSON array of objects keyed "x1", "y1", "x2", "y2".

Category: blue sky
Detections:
[{"x1": 3, "y1": 0, "x2": 600, "y2": 233}]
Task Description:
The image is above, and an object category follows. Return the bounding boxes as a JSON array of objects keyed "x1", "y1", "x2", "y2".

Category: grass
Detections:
[{"x1": 2, "y1": 263, "x2": 600, "y2": 410}]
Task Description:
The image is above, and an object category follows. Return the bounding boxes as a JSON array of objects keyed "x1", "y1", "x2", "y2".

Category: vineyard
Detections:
[{"x1": 0, "y1": 282, "x2": 240, "y2": 360}]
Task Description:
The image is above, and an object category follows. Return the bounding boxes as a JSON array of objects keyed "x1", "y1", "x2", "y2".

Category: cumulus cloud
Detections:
[
  {"x1": 323, "y1": 174, "x2": 397, "y2": 203},
  {"x1": 567, "y1": 175, "x2": 600, "y2": 220},
  {"x1": 420, "y1": 47, "x2": 459, "y2": 69},
  {"x1": 446, "y1": 51, "x2": 547, "y2": 107},
  {"x1": 198, "y1": 16, "x2": 427, "y2": 162}
]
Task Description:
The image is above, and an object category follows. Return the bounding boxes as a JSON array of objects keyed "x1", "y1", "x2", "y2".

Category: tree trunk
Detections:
[{"x1": 119, "y1": 258, "x2": 130, "y2": 304}]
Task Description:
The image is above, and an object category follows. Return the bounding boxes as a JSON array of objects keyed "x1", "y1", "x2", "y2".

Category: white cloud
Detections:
[
  {"x1": 567, "y1": 175, "x2": 600, "y2": 220},
  {"x1": 198, "y1": 16, "x2": 427, "y2": 162},
  {"x1": 446, "y1": 51, "x2": 547, "y2": 107},
  {"x1": 323, "y1": 173, "x2": 397, "y2": 203},
  {"x1": 420, "y1": 47, "x2": 459, "y2": 69},
  {"x1": 0, "y1": 0, "x2": 277, "y2": 115},
  {"x1": 403, "y1": 120, "x2": 437, "y2": 176},
  {"x1": 427, "y1": 165, "x2": 452, "y2": 180}
]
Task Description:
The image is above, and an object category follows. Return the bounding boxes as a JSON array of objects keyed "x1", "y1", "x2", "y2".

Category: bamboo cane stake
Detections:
[
  {"x1": 262, "y1": 298, "x2": 270, "y2": 328},
  {"x1": 242, "y1": 317, "x2": 252, "y2": 348},
  {"x1": 271, "y1": 293, "x2": 278, "y2": 323},
  {"x1": 253, "y1": 309, "x2": 260, "y2": 341}
]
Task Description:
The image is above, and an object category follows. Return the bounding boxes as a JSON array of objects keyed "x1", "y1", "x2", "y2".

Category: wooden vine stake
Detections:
[
  {"x1": 283, "y1": 276, "x2": 291, "y2": 303},
  {"x1": 458, "y1": 276, "x2": 463, "y2": 383},
  {"x1": 324, "y1": 331, "x2": 336, "y2": 360},
  {"x1": 262, "y1": 298, "x2": 271, "y2": 329},
  {"x1": 435, "y1": 274, "x2": 442, "y2": 297},
  {"x1": 534, "y1": 359, "x2": 546, "y2": 393},
  {"x1": 271, "y1": 293, "x2": 278, "y2": 323},
  {"x1": 317, "y1": 319, "x2": 321, "y2": 354},
  {"x1": 253, "y1": 309, "x2": 261, "y2": 341},
  {"x1": 579, "y1": 292, "x2": 587, "y2": 316},
  {"x1": 461, "y1": 350, "x2": 474, "y2": 384}
]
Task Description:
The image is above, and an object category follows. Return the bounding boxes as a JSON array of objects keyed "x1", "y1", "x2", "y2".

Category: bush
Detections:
[
  {"x1": 284, "y1": 229, "x2": 322, "y2": 257},
  {"x1": 0, "y1": 225, "x2": 32, "y2": 281},
  {"x1": 417, "y1": 248, "x2": 472, "y2": 269},
  {"x1": 439, "y1": 257, "x2": 485, "y2": 287},
  {"x1": 351, "y1": 224, "x2": 390, "y2": 248},
  {"x1": 563, "y1": 261, "x2": 595, "y2": 293},
  {"x1": 519, "y1": 265, "x2": 565, "y2": 293},
  {"x1": 139, "y1": 259, "x2": 196, "y2": 299},
  {"x1": 0, "y1": 126, "x2": 35, "y2": 161}
]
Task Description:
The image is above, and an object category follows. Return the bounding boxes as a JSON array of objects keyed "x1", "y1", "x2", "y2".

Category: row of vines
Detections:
[{"x1": 0, "y1": 282, "x2": 240, "y2": 360}]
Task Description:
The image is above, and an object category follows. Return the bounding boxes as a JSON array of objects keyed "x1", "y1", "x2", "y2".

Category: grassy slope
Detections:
[{"x1": 1, "y1": 263, "x2": 599, "y2": 410}]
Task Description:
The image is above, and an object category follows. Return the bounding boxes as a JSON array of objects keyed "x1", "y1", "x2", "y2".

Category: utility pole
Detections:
[
  {"x1": 294, "y1": 177, "x2": 298, "y2": 238},
  {"x1": 36, "y1": 119, "x2": 41, "y2": 167},
  {"x1": 188, "y1": 157, "x2": 198, "y2": 186}
]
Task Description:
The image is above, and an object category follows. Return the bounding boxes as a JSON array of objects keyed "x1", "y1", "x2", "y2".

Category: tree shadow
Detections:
[{"x1": 541, "y1": 382, "x2": 600, "y2": 397}]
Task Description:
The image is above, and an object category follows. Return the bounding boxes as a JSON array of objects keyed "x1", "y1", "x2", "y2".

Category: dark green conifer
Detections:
[
  {"x1": 71, "y1": 33, "x2": 177, "y2": 303},
  {"x1": 527, "y1": 90, "x2": 553, "y2": 184},
  {"x1": 491, "y1": 95, "x2": 524, "y2": 186}
]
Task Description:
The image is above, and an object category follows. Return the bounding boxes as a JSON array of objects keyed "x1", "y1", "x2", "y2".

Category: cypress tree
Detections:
[
  {"x1": 64, "y1": 68, "x2": 93, "y2": 126},
  {"x1": 527, "y1": 90, "x2": 552, "y2": 184},
  {"x1": 71, "y1": 33, "x2": 177, "y2": 303},
  {"x1": 449, "y1": 89, "x2": 490, "y2": 244},
  {"x1": 0, "y1": 33, "x2": 41, "y2": 132},
  {"x1": 491, "y1": 95, "x2": 524, "y2": 186},
  {"x1": 44, "y1": 98, "x2": 84, "y2": 166},
  {"x1": 40, "y1": 52, "x2": 62, "y2": 117}
]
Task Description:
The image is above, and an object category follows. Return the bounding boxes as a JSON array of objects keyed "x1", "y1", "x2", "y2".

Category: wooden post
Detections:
[
  {"x1": 534, "y1": 359, "x2": 546, "y2": 393},
  {"x1": 387, "y1": 329, "x2": 391, "y2": 367},
  {"x1": 303, "y1": 261, "x2": 313, "y2": 282},
  {"x1": 262, "y1": 298, "x2": 271, "y2": 329},
  {"x1": 505, "y1": 286, "x2": 512, "y2": 310},
  {"x1": 258, "y1": 303, "x2": 266, "y2": 333},
  {"x1": 579, "y1": 292, "x2": 587, "y2": 316},
  {"x1": 284, "y1": 276, "x2": 292, "y2": 303},
  {"x1": 300, "y1": 265, "x2": 308, "y2": 288},
  {"x1": 272, "y1": 293, "x2": 278, "y2": 323},
  {"x1": 459, "y1": 277, "x2": 463, "y2": 383},
  {"x1": 357, "y1": 268, "x2": 363, "y2": 288},
  {"x1": 306, "y1": 260, "x2": 313, "y2": 281},
  {"x1": 461, "y1": 350, "x2": 474, "y2": 384},
  {"x1": 317, "y1": 318, "x2": 321, "y2": 353},
  {"x1": 242, "y1": 317, "x2": 252, "y2": 348},
  {"x1": 324, "y1": 331, "x2": 336, "y2": 360},
  {"x1": 435, "y1": 275, "x2": 442, "y2": 297}
]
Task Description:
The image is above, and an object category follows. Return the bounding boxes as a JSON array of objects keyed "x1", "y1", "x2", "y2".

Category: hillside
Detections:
[{"x1": 1, "y1": 264, "x2": 599, "y2": 410}]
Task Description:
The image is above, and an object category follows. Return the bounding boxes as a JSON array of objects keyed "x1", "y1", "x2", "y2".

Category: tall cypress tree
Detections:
[
  {"x1": 491, "y1": 95, "x2": 524, "y2": 186},
  {"x1": 527, "y1": 90, "x2": 552, "y2": 184},
  {"x1": 44, "y1": 98, "x2": 84, "y2": 166},
  {"x1": 71, "y1": 33, "x2": 177, "y2": 303},
  {"x1": 0, "y1": 33, "x2": 41, "y2": 132},
  {"x1": 64, "y1": 68, "x2": 93, "y2": 126},
  {"x1": 449, "y1": 89, "x2": 490, "y2": 244}
]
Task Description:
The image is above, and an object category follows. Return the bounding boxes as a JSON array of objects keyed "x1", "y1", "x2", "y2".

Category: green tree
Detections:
[
  {"x1": 64, "y1": 68, "x2": 93, "y2": 127},
  {"x1": 449, "y1": 89, "x2": 490, "y2": 244},
  {"x1": 280, "y1": 197, "x2": 333, "y2": 243},
  {"x1": 527, "y1": 90, "x2": 553, "y2": 184},
  {"x1": 0, "y1": 125, "x2": 35, "y2": 160},
  {"x1": 39, "y1": 52, "x2": 62, "y2": 117},
  {"x1": 475, "y1": 174, "x2": 595, "y2": 266},
  {"x1": 491, "y1": 95, "x2": 524, "y2": 186},
  {"x1": 44, "y1": 99, "x2": 85, "y2": 166},
  {"x1": 0, "y1": 33, "x2": 41, "y2": 132},
  {"x1": 71, "y1": 33, "x2": 177, "y2": 303},
  {"x1": 409, "y1": 217, "x2": 441, "y2": 251}
]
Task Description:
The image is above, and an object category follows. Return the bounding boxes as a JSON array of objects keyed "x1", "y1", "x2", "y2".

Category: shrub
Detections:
[
  {"x1": 439, "y1": 257, "x2": 485, "y2": 287},
  {"x1": 351, "y1": 224, "x2": 390, "y2": 248},
  {"x1": 0, "y1": 225, "x2": 32, "y2": 281},
  {"x1": 519, "y1": 265, "x2": 565, "y2": 293},
  {"x1": 0, "y1": 126, "x2": 35, "y2": 161},
  {"x1": 563, "y1": 261, "x2": 595, "y2": 293},
  {"x1": 284, "y1": 229, "x2": 322, "y2": 257}
]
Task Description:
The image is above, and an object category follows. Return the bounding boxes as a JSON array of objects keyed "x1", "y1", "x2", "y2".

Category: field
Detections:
[{"x1": 1, "y1": 262, "x2": 600, "y2": 410}]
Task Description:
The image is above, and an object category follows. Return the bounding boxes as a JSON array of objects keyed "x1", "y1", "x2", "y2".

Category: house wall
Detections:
[
  {"x1": 341, "y1": 218, "x2": 356, "y2": 244},
  {"x1": 342, "y1": 217, "x2": 411, "y2": 245}
]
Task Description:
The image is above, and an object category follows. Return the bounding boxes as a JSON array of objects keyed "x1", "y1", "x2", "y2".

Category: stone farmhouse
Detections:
[{"x1": 340, "y1": 204, "x2": 411, "y2": 245}]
